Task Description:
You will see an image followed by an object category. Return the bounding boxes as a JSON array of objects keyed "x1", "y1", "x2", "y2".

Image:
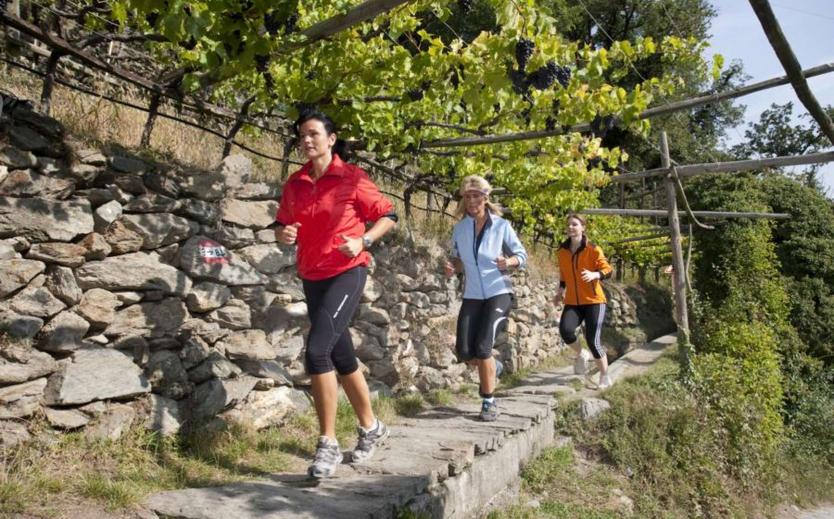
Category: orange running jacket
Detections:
[{"x1": 557, "y1": 237, "x2": 613, "y2": 305}]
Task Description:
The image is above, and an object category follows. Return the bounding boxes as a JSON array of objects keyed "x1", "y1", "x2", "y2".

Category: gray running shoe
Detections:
[
  {"x1": 573, "y1": 350, "x2": 591, "y2": 375},
  {"x1": 479, "y1": 399, "x2": 499, "y2": 422},
  {"x1": 351, "y1": 420, "x2": 390, "y2": 464},
  {"x1": 495, "y1": 358, "x2": 504, "y2": 380},
  {"x1": 308, "y1": 436, "x2": 343, "y2": 478}
]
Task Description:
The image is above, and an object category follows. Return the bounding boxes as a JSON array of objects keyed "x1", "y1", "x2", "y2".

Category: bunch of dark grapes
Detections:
[
  {"x1": 144, "y1": 11, "x2": 159, "y2": 27},
  {"x1": 407, "y1": 81, "x2": 431, "y2": 102},
  {"x1": 590, "y1": 114, "x2": 616, "y2": 139},
  {"x1": 514, "y1": 38, "x2": 535, "y2": 71},
  {"x1": 508, "y1": 68, "x2": 529, "y2": 96},
  {"x1": 284, "y1": 14, "x2": 298, "y2": 34},
  {"x1": 528, "y1": 61, "x2": 571, "y2": 90},
  {"x1": 264, "y1": 12, "x2": 282, "y2": 34},
  {"x1": 255, "y1": 54, "x2": 269, "y2": 73},
  {"x1": 458, "y1": 0, "x2": 473, "y2": 14}
]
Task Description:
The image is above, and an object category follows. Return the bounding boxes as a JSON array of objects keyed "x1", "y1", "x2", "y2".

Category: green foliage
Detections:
[{"x1": 90, "y1": 0, "x2": 719, "y2": 231}]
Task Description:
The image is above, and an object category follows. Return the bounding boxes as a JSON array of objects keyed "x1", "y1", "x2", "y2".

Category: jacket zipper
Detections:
[{"x1": 473, "y1": 219, "x2": 486, "y2": 298}]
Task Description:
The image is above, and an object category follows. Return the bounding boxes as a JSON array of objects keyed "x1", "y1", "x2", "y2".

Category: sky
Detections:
[{"x1": 707, "y1": 0, "x2": 834, "y2": 195}]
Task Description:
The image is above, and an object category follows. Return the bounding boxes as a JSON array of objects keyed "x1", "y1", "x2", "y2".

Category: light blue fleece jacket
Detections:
[{"x1": 451, "y1": 212, "x2": 528, "y2": 300}]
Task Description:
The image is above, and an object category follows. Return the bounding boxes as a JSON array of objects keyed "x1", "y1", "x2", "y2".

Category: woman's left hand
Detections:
[
  {"x1": 337, "y1": 234, "x2": 364, "y2": 258},
  {"x1": 496, "y1": 255, "x2": 515, "y2": 271},
  {"x1": 580, "y1": 269, "x2": 601, "y2": 282}
]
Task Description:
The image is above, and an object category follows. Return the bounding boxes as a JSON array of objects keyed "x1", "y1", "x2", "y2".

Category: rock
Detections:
[
  {"x1": 216, "y1": 154, "x2": 252, "y2": 187},
  {"x1": 77, "y1": 149, "x2": 107, "y2": 166},
  {"x1": 78, "y1": 232, "x2": 111, "y2": 260},
  {"x1": 180, "y1": 236, "x2": 267, "y2": 286},
  {"x1": 143, "y1": 171, "x2": 182, "y2": 199},
  {"x1": 37, "y1": 310, "x2": 90, "y2": 352},
  {"x1": 274, "y1": 335, "x2": 305, "y2": 364},
  {"x1": 102, "y1": 220, "x2": 144, "y2": 254},
  {"x1": 0, "y1": 145, "x2": 37, "y2": 170},
  {"x1": 229, "y1": 183, "x2": 281, "y2": 201},
  {"x1": 143, "y1": 394, "x2": 184, "y2": 436},
  {"x1": 230, "y1": 286, "x2": 278, "y2": 310},
  {"x1": 207, "y1": 299, "x2": 251, "y2": 330},
  {"x1": 77, "y1": 288, "x2": 121, "y2": 328},
  {"x1": 188, "y1": 352, "x2": 242, "y2": 383},
  {"x1": 235, "y1": 244, "x2": 294, "y2": 275},
  {"x1": 37, "y1": 157, "x2": 63, "y2": 175},
  {"x1": 0, "y1": 197, "x2": 93, "y2": 242},
  {"x1": 76, "y1": 252, "x2": 192, "y2": 297},
  {"x1": 84, "y1": 403, "x2": 136, "y2": 441},
  {"x1": 145, "y1": 350, "x2": 192, "y2": 400},
  {"x1": 0, "y1": 343, "x2": 57, "y2": 384},
  {"x1": 9, "y1": 125, "x2": 51, "y2": 153},
  {"x1": 123, "y1": 194, "x2": 179, "y2": 213},
  {"x1": 0, "y1": 240, "x2": 15, "y2": 260},
  {"x1": 255, "y1": 229, "x2": 277, "y2": 243},
  {"x1": 0, "y1": 169, "x2": 74, "y2": 198},
  {"x1": 233, "y1": 359, "x2": 292, "y2": 386},
  {"x1": 0, "y1": 378, "x2": 46, "y2": 418},
  {"x1": 415, "y1": 367, "x2": 445, "y2": 392},
  {"x1": 179, "y1": 336, "x2": 211, "y2": 370},
  {"x1": 122, "y1": 213, "x2": 198, "y2": 249},
  {"x1": 178, "y1": 198, "x2": 219, "y2": 225},
  {"x1": 0, "y1": 258, "x2": 45, "y2": 297},
  {"x1": 0, "y1": 311, "x2": 43, "y2": 338},
  {"x1": 11, "y1": 105, "x2": 63, "y2": 138},
  {"x1": 9, "y1": 286, "x2": 66, "y2": 318},
  {"x1": 104, "y1": 298, "x2": 188, "y2": 338},
  {"x1": 207, "y1": 226, "x2": 255, "y2": 248},
  {"x1": 362, "y1": 276, "x2": 383, "y2": 302},
  {"x1": 69, "y1": 164, "x2": 101, "y2": 184},
  {"x1": 218, "y1": 330, "x2": 274, "y2": 360},
  {"x1": 351, "y1": 329, "x2": 386, "y2": 362},
  {"x1": 44, "y1": 266, "x2": 82, "y2": 305},
  {"x1": 44, "y1": 348, "x2": 151, "y2": 406},
  {"x1": 114, "y1": 291, "x2": 143, "y2": 306},
  {"x1": 110, "y1": 156, "x2": 147, "y2": 174},
  {"x1": 396, "y1": 273, "x2": 419, "y2": 291},
  {"x1": 0, "y1": 420, "x2": 31, "y2": 448},
  {"x1": 219, "y1": 199, "x2": 279, "y2": 229},
  {"x1": 358, "y1": 304, "x2": 390, "y2": 325},
  {"x1": 189, "y1": 376, "x2": 258, "y2": 422},
  {"x1": 44, "y1": 407, "x2": 90, "y2": 429},
  {"x1": 26, "y1": 242, "x2": 87, "y2": 267},
  {"x1": 579, "y1": 397, "x2": 611, "y2": 421},
  {"x1": 186, "y1": 282, "x2": 231, "y2": 313},
  {"x1": 223, "y1": 386, "x2": 310, "y2": 430},
  {"x1": 180, "y1": 171, "x2": 225, "y2": 201},
  {"x1": 94, "y1": 200, "x2": 123, "y2": 231}
]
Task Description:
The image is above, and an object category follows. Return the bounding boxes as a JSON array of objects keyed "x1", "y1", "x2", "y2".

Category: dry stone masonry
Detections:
[{"x1": 0, "y1": 99, "x2": 662, "y2": 448}]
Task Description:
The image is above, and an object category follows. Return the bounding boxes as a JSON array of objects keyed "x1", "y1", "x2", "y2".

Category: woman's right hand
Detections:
[
  {"x1": 444, "y1": 259, "x2": 456, "y2": 278},
  {"x1": 276, "y1": 222, "x2": 301, "y2": 245}
]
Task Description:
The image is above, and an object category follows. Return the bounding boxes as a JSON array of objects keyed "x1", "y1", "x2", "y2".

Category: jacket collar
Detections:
[
  {"x1": 296, "y1": 153, "x2": 347, "y2": 183},
  {"x1": 560, "y1": 235, "x2": 587, "y2": 253}
]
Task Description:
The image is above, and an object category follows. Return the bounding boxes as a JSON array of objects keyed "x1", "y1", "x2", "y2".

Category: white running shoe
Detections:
[
  {"x1": 573, "y1": 349, "x2": 591, "y2": 375},
  {"x1": 598, "y1": 373, "x2": 612, "y2": 389}
]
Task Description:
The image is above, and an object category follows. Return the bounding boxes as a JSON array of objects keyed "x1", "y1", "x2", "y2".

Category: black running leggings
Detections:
[
  {"x1": 455, "y1": 294, "x2": 513, "y2": 362},
  {"x1": 302, "y1": 266, "x2": 367, "y2": 375},
  {"x1": 559, "y1": 303, "x2": 607, "y2": 359}
]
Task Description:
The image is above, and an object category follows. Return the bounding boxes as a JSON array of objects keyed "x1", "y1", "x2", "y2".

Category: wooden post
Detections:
[
  {"x1": 223, "y1": 96, "x2": 255, "y2": 158},
  {"x1": 661, "y1": 132, "x2": 693, "y2": 377},
  {"x1": 40, "y1": 50, "x2": 64, "y2": 115},
  {"x1": 617, "y1": 182, "x2": 625, "y2": 281},
  {"x1": 140, "y1": 93, "x2": 162, "y2": 148}
]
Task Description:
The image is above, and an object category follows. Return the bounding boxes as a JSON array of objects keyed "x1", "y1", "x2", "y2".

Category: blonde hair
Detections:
[{"x1": 455, "y1": 175, "x2": 503, "y2": 218}]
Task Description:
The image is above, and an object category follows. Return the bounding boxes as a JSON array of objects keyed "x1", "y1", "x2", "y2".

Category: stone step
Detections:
[{"x1": 145, "y1": 334, "x2": 678, "y2": 519}]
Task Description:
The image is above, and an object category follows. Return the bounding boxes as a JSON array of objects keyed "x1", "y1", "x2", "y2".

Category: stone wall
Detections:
[{"x1": 0, "y1": 98, "x2": 667, "y2": 447}]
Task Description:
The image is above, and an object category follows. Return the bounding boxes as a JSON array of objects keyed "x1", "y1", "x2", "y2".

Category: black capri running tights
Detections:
[
  {"x1": 302, "y1": 266, "x2": 367, "y2": 375},
  {"x1": 455, "y1": 294, "x2": 513, "y2": 362},
  {"x1": 559, "y1": 303, "x2": 607, "y2": 359}
]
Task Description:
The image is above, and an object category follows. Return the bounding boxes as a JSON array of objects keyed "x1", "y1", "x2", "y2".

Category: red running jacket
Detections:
[{"x1": 275, "y1": 154, "x2": 394, "y2": 281}]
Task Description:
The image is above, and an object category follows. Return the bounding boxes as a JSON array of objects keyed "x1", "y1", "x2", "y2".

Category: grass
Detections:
[
  {"x1": 494, "y1": 356, "x2": 834, "y2": 519},
  {"x1": 0, "y1": 389, "x2": 475, "y2": 517}
]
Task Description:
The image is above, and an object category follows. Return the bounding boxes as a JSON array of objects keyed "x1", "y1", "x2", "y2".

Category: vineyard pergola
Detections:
[{"x1": 2, "y1": 0, "x2": 834, "y2": 372}]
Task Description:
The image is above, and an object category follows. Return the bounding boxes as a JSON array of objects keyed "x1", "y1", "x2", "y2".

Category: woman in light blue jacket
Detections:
[{"x1": 444, "y1": 175, "x2": 527, "y2": 421}]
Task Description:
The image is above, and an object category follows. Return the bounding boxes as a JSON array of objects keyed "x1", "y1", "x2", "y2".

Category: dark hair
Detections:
[{"x1": 293, "y1": 109, "x2": 351, "y2": 160}]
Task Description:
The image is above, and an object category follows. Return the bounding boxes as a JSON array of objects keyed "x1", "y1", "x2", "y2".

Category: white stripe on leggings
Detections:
[{"x1": 592, "y1": 304, "x2": 606, "y2": 358}]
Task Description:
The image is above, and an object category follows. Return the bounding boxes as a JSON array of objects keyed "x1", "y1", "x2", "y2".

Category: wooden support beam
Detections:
[
  {"x1": 748, "y1": 0, "x2": 834, "y2": 146},
  {"x1": 610, "y1": 233, "x2": 669, "y2": 245},
  {"x1": 662, "y1": 132, "x2": 693, "y2": 378},
  {"x1": 294, "y1": 0, "x2": 413, "y2": 48},
  {"x1": 610, "y1": 150, "x2": 834, "y2": 183},
  {"x1": 421, "y1": 62, "x2": 834, "y2": 148},
  {"x1": 581, "y1": 208, "x2": 790, "y2": 219}
]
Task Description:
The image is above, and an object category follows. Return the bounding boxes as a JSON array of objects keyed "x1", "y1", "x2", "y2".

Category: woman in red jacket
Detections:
[
  {"x1": 553, "y1": 214, "x2": 614, "y2": 389},
  {"x1": 276, "y1": 110, "x2": 397, "y2": 478}
]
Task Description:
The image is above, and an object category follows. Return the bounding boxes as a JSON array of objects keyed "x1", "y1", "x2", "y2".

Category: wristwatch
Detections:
[{"x1": 362, "y1": 234, "x2": 373, "y2": 250}]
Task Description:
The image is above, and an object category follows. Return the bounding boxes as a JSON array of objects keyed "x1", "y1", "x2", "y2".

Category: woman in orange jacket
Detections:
[{"x1": 553, "y1": 214, "x2": 614, "y2": 389}]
